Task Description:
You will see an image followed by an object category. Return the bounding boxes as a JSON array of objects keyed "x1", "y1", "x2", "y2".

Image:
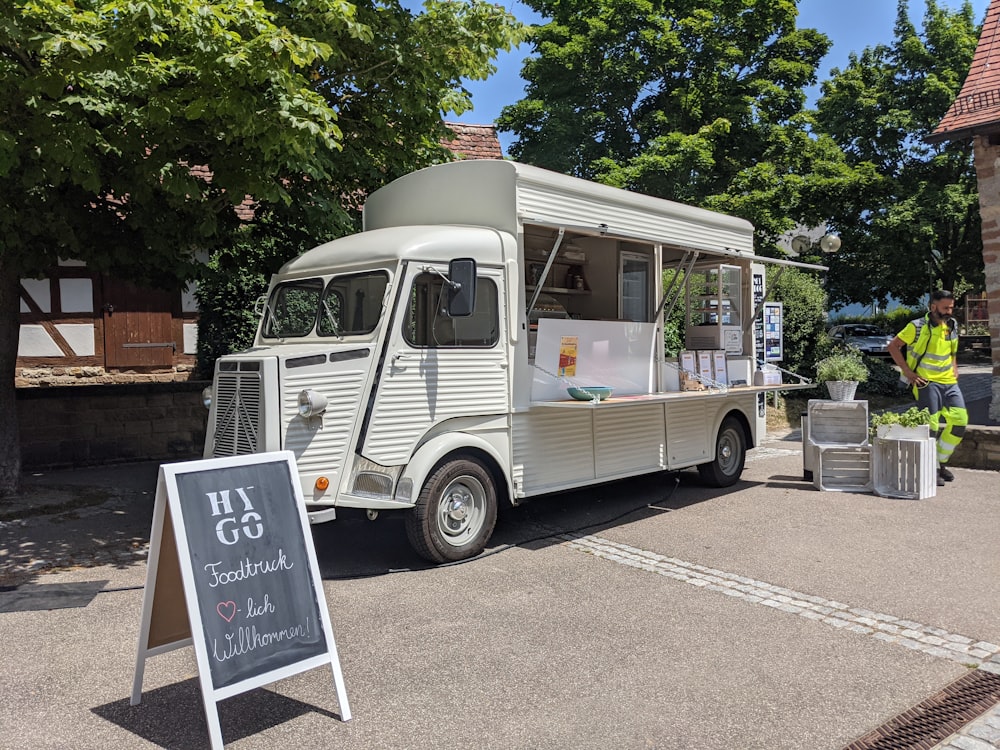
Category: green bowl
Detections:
[{"x1": 567, "y1": 386, "x2": 613, "y2": 401}]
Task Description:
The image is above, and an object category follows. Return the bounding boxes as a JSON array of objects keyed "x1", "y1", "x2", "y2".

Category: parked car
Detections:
[{"x1": 828, "y1": 323, "x2": 894, "y2": 357}]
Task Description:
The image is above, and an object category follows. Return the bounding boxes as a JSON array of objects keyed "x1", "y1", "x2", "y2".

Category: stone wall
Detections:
[
  {"x1": 16, "y1": 382, "x2": 209, "y2": 470},
  {"x1": 950, "y1": 425, "x2": 1000, "y2": 471},
  {"x1": 16, "y1": 364, "x2": 198, "y2": 388}
]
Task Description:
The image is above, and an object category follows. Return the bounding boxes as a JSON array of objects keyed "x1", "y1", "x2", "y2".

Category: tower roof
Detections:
[{"x1": 928, "y1": 0, "x2": 1000, "y2": 143}]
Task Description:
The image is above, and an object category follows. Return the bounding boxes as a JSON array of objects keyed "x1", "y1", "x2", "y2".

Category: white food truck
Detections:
[{"x1": 202, "y1": 160, "x2": 819, "y2": 562}]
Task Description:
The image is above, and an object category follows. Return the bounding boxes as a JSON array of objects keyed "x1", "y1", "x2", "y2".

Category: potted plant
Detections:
[
  {"x1": 869, "y1": 407, "x2": 932, "y2": 441},
  {"x1": 815, "y1": 349, "x2": 868, "y2": 401}
]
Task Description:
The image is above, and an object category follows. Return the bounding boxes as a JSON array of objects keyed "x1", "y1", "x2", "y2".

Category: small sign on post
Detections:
[{"x1": 131, "y1": 451, "x2": 350, "y2": 749}]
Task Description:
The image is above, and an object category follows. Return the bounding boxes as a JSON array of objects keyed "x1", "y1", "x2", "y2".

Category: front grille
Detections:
[{"x1": 211, "y1": 365, "x2": 263, "y2": 457}]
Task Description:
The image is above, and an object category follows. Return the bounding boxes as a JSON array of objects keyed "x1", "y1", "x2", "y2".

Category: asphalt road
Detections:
[{"x1": 2, "y1": 435, "x2": 999, "y2": 750}]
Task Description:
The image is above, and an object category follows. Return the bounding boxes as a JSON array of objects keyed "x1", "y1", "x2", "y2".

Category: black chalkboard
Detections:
[{"x1": 174, "y1": 460, "x2": 327, "y2": 690}]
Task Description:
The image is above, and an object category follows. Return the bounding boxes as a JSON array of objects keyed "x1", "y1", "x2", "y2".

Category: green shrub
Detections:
[
  {"x1": 858, "y1": 355, "x2": 901, "y2": 396},
  {"x1": 768, "y1": 266, "x2": 827, "y2": 375},
  {"x1": 195, "y1": 212, "x2": 341, "y2": 377},
  {"x1": 815, "y1": 349, "x2": 868, "y2": 382}
]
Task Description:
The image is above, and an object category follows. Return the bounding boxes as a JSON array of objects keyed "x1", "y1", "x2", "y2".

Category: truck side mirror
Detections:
[{"x1": 446, "y1": 258, "x2": 477, "y2": 317}]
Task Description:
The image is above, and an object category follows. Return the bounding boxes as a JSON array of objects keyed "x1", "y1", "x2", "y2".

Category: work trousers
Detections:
[{"x1": 913, "y1": 382, "x2": 968, "y2": 466}]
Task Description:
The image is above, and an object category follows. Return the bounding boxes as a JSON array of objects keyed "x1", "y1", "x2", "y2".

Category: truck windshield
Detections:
[
  {"x1": 318, "y1": 272, "x2": 389, "y2": 336},
  {"x1": 262, "y1": 272, "x2": 389, "y2": 339},
  {"x1": 262, "y1": 278, "x2": 323, "y2": 338}
]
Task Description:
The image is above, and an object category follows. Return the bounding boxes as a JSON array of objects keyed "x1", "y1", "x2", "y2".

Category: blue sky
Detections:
[{"x1": 447, "y1": 0, "x2": 991, "y2": 154}]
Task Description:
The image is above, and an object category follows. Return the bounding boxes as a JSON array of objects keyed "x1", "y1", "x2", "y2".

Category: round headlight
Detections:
[
  {"x1": 201, "y1": 386, "x2": 213, "y2": 409},
  {"x1": 297, "y1": 389, "x2": 328, "y2": 418}
]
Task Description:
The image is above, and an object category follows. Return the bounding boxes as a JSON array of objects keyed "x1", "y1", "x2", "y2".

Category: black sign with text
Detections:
[{"x1": 174, "y1": 460, "x2": 327, "y2": 690}]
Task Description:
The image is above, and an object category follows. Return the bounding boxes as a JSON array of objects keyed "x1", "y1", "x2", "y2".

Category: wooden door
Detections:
[{"x1": 101, "y1": 278, "x2": 176, "y2": 367}]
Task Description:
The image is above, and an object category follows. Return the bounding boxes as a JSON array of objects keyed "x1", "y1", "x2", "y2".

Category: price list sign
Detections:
[{"x1": 131, "y1": 452, "x2": 350, "y2": 749}]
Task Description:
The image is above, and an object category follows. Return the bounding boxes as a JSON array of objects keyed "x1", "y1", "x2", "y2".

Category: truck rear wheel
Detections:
[
  {"x1": 405, "y1": 456, "x2": 498, "y2": 563},
  {"x1": 697, "y1": 416, "x2": 746, "y2": 487}
]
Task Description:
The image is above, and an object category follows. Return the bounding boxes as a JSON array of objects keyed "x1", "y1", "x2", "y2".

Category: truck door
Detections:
[{"x1": 361, "y1": 264, "x2": 509, "y2": 464}]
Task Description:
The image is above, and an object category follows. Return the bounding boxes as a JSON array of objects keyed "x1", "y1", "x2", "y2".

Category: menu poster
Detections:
[
  {"x1": 558, "y1": 336, "x2": 579, "y2": 377},
  {"x1": 763, "y1": 301, "x2": 784, "y2": 362},
  {"x1": 679, "y1": 350, "x2": 697, "y2": 376},
  {"x1": 712, "y1": 351, "x2": 729, "y2": 386},
  {"x1": 697, "y1": 350, "x2": 713, "y2": 383},
  {"x1": 131, "y1": 452, "x2": 351, "y2": 749}
]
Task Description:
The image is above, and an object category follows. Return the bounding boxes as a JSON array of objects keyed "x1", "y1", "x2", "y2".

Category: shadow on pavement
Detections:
[
  {"x1": 93, "y1": 680, "x2": 341, "y2": 750},
  {"x1": 310, "y1": 469, "x2": 757, "y2": 579}
]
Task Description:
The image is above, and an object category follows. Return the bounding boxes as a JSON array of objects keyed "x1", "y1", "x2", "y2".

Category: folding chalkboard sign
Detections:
[{"x1": 131, "y1": 451, "x2": 350, "y2": 748}]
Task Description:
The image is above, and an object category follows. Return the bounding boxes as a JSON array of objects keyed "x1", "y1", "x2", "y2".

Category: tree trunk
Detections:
[{"x1": 0, "y1": 264, "x2": 22, "y2": 498}]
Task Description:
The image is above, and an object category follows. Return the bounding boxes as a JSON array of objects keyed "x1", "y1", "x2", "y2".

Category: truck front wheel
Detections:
[
  {"x1": 697, "y1": 416, "x2": 746, "y2": 487},
  {"x1": 405, "y1": 456, "x2": 498, "y2": 563}
]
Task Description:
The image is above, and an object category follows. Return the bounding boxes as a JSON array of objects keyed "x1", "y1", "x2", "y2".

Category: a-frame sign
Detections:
[{"x1": 131, "y1": 451, "x2": 350, "y2": 748}]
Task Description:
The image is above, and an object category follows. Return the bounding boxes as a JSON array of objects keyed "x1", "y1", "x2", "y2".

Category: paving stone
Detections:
[
  {"x1": 969, "y1": 723, "x2": 1000, "y2": 743},
  {"x1": 945, "y1": 634, "x2": 975, "y2": 644},
  {"x1": 948, "y1": 735, "x2": 996, "y2": 750}
]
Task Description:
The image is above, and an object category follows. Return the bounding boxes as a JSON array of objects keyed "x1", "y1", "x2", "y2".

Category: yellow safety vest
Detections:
[{"x1": 900, "y1": 315, "x2": 958, "y2": 385}]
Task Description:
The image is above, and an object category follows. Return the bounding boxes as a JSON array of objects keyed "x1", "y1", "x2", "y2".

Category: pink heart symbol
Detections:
[{"x1": 216, "y1": 601, "x2": 237, "y2": 623}]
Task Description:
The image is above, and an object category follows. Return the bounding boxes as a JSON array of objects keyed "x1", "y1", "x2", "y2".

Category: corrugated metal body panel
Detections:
[
  {"x1": 512, "y1": 410, "x2": 596, "y2": 493},
  {"x1": 365, "y1": 351, "x2": 509, "y2": 464},
  {"x1": 516, "y1": 170, "x2": 754, "y2": 255},
  {"x1": 281, "y1": 368, "x2": 368, "y2": 481},
  {"x1": 664, "y1": 401, "x2": 710, "y2": 466},
  {"x1": 362, "y1": 160, "x2": 755, "y2": 256},
  {"x1": 594, "y1": 405, "x2": 666, "y2": 477}
]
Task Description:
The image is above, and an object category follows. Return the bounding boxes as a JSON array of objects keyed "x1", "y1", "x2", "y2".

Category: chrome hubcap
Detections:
[{"x1": 436, "y1": 476, "x2": 486, "y2": 547}]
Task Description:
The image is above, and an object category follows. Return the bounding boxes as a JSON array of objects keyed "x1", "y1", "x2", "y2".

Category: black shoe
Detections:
[
  {"x1": 936, "y1": 473, "x2": 946, "y2": 487},
  {"x1": 939, "y1": 466, "x2": 954, "y2": 482}
]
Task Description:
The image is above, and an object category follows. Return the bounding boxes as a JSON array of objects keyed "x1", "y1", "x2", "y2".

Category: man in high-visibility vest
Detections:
[{"x1": 888, "y1": 289, "x2": 967, "y2": 487}]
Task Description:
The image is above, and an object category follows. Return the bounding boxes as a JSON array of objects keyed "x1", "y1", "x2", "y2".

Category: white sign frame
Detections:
[{"x1": 131, "y1": 451, "x2": 351, "y2": 749}]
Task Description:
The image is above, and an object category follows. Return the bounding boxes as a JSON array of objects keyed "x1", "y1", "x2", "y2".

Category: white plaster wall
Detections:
[
  {"x1": 17, "y1": 324, "x2": 96, "y2": 357},
  {"x1": 183, "y1": 323, "x2": 198, "y2": 355},
  {"x1": 59, "y1": 278, "x2": 94, "y2": 313},
  {"x1": 20, "y1": 279, "x2": 51, "y2": 313},
  {"x1": 17, "y1": 325, "x2": 62, "y2": 356},
  {"x1": 55, "y1": 324, "x2": 96, "y2": 356}
]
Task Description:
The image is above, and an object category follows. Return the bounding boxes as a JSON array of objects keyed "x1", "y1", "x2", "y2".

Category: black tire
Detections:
[
  {"x1": 405, "y1": 456, "x2": 498, "y2": 563},
  {"x1": 697, "y1": 416, "x2": 746, "y2": 487}
]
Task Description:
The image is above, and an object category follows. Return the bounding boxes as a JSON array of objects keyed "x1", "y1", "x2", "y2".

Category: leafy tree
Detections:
[
  {"x1": 812, "y1": 0, "x2": 983, "y2": 308},
  {"x1": 766, "y1": 266, "x2": 827, "y2": 376},
  {"x1": 497, "y1": 0, "x2": 835, "y2": 243},
  {"x1": 0, "y1": 0, "x2": 523, "y2": 497}
]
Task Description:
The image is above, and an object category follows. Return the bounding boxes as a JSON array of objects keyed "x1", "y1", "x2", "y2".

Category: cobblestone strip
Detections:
[
  {"x1": 561, "y1": 532, "x2": 1000, "y2": 670},
  {"x1": 934, "y1": 704, "x2": 1000, "y2": 749}
]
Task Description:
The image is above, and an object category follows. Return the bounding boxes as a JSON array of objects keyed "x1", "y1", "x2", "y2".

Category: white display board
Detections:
[{"x1": 532, "y1": 319, "x2": 657, "y2": 401}]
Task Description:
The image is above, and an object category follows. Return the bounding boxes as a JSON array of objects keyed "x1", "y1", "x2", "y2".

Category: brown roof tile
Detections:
[
  {"x1": 442, "y1": 122, "x2": 503, "y2": 160},
  {"x1": 929, "y1": 0, "x2": 1000, "y2": 143}
]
